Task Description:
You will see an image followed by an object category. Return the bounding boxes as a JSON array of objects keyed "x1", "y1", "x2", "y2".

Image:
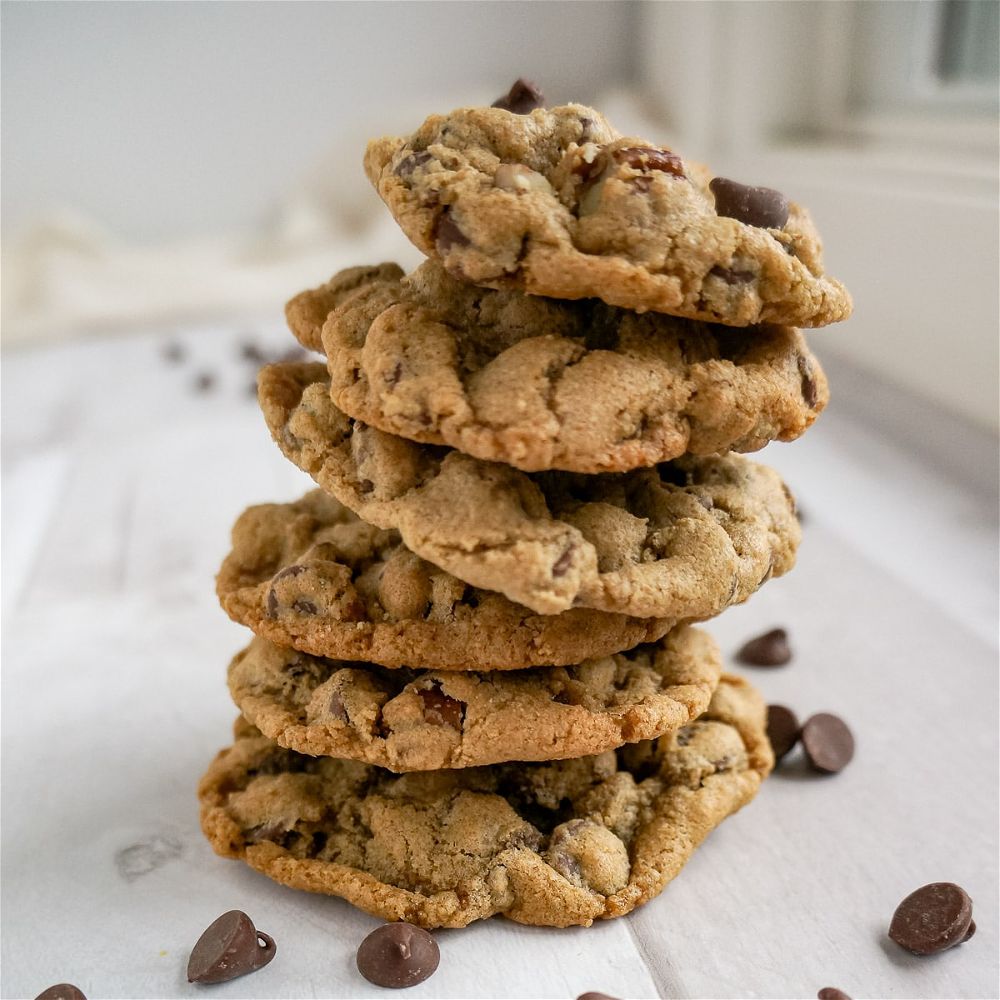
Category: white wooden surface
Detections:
[{"x1": 2, "y1": 323, "x2": 997, "y2": 1000}]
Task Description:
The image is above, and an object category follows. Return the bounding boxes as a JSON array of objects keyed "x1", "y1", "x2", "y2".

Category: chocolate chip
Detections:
[
  {"x1": 162, "y1": 341, "x2": 185, "y2": 364},
  {"x1": 356, "y1": 922, "x2": 440, "y2": 989},
  {"x1": 435, "y1": 210, "x2": 470, "y2": 254},
  {"x1": 612, "y1": 146, "x2": 685, "y2": 178},
  {"x1": 710, "y1": 177, "x2": 789, "y2": 229},
  {"x1": 386, "y1": 361, "x2": 403, "y2": 387},
  {"x1": 801, "y1": 713, "x2": 854, "y2": 774},
  {"x1": 552, "y1": 545, "x2": 575, "y2": 578},
  {"x1": 578, "y1": 993, "x2": 621, "y2": 1000},
  {"x1": 329, "y1": 691, "x2": 349, "y2": 723},
  {"x1": 418, "y1": 686, "x2": 464, "y2": 729},
  {"x1": 550, "y1": 850, "x2": 581, "y2": 881},
  {"x1": 35, "y1": 986, "x2": 87, "y2": 1000},
  {"x1": 766, "y1": 705, "x2": 801, "y2": 762},
  {"x1": 240, "y1": 342, "x2": 267, "y2": 363},
  {"x1": 736, "y1": 628, "x2": 792, "y2": 666},
  {"x1": 798, "y1": 354, "x2": 819, "y2": 408},
  {"x1": 889, "y1": 883, "x2": 974, "y2": 956},
  {"x1": 491, "y1": 78, "x2": 544, "y2": 114},
  {"x1": 291, "y1": 598, "x2": 317, "y2": 615},
  {"x1": 187, "y1": 910, "x2": 276, "y2": 984},
  {"x1": 817, "y1": 989, "x2": 852, "y2": 1000},
  {"x1": 395, "y1": 150, "x2": 431, "y2": 178},
  {"x1": 194, "y1": 372, "x2": 216, "y2": 393},
  {"x1": 709, "y1": 264, "x2": 755, "y2": 285}
]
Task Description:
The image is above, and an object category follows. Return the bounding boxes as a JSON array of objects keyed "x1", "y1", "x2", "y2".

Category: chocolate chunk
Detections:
[
  {"x1": 419, "y1": 686, "x2": 464, "y2": 729},
  {"x1": 162, "y1": 341, "x2": 185, "y2": 364},
  {"x1": 817, "y1": 990, "x2": 851, "y2": 1000},
  {"x1": 435, "y1": 210, "x2": 470, "y2": 254},
  {"x1": 766, "y1": 705, "x2": 801, "y2": 762},
  {"x1": 395, "y1": 150, "x2": 431, "y2": 178},
  {"x1": 801, "y1": 713, "x2": 854, "y2": 774},
  {"x1": 35, "y1": 987, "x2": 87, "y2": 1000},
  {"x1": 291, "y1": 598, "x2": 318, "y2": 615},
  {"x1": 889, "y1": 882, "x2": 974, "y2": 956},
  {"x1": 329, "y1": 691, "x2": 349, "y2": 723},
  {"x1": 552, "y1": 545, "x2": 575, "y2": 577},
  {"x1": 356, "y1": 922, "x2": 440, "y2": 988},
  {"x1": 736, "y1": 628, "x2": 792, "y2": 666},
  {"x1": 578, "y1": 993, "x2": 621, "y2": 1000},
  {"x1": 709, "y1": 264, "x2": 755, "y2": 286},
  {"x1": 187, "y1": 910, "x2": 276, "y2": 984},
  {"x1": 194, "y1": 372, "x2": 216, "y2": 393},
  {"x1": 710, "y1": 177, "x2": 789, "y2": 229},
  {"x1": 612, "y1": 146, "x2": 685, "y2": 178},
  {"x1": 491, "y1": 78, "x2": 544, "y2": 114},
  {"x1": 798, "y1": 354, "x2": 819, "y2": 408}
]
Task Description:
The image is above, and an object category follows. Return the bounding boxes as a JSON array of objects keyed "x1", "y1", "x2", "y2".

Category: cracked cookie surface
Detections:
[
  {"x1": 228, "y1": 625, "x2": 721, "y2": 770},
  {"x1": 217, "y1": 491, "x2": 671, "y2": 669},
  {"x1": 199, "y1": 674, "x2": 772, "y2": 928},
  {"x1": 286, "y1": 260, "x2": 828, "y2": 473},
  {"x1": 258, "y1": 363, "x2": 800, "y2": 616},
  {"x1": 364, "y1": 102, "x2": 851, "y2": 328}
]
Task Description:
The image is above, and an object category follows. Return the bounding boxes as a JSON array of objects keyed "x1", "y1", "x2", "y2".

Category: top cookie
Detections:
[
  {"x1": 286, "y1": 259, "x2": 828, "y2": 473},
  {"x1": 364, "y1": 94, "x2": 851, "y2": 328}
]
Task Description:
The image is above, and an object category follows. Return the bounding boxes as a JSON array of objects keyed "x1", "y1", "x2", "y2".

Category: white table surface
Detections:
[{"x1": 2, "y1": 322, "x2": 997, "y2": 1000}]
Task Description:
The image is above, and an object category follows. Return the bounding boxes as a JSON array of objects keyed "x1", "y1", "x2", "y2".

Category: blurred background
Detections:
[{"x1": 3, "y1": 0, "x2": 998, "y2": 428}]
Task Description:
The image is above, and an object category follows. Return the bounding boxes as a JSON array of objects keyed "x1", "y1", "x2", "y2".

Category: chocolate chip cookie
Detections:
[
  {"x1": 198, "y1": 673, "x2": 772, "y2": 928},
  {"x1": 217, "y1": 491, "x2": 671, "y2": 669},
  {"x1": 285, "y1": 260, "x2": 828, "y2": 473},
  {"x1": 228, "y1": 625, "x2": 720, "y2": 770},
  {"x1": 364, "y1": 98, "x2": 851, "y2": 328},
  {"x1": 258, "y1": 363, "x2": 799, "y2": 617}
]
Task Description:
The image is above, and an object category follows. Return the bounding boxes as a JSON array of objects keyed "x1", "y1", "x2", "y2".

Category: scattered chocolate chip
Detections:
[
  {"x1": 709, "y1": 264, "x2": 755, "y2": 286},
  {"x1": 187, "y1": 910, "x2": 276, "y2": 984},
  {"x1": 710, "y1": 177, "x2": 789, "y2": 229},
  {"x1": 801, "y1": 713, "x2": 854, "y2": 774},
  {"x1": 35, "y1": 986, "x2": 87, "y2": 1000},
  {"x1": 817, "y1": 989, "x2": 851, "y2": 1000},
  {"x1": 395, "y1": 150, "x2": 432, "y2": 179},
  {"x1": 240, "y1": 342, "x2": 267, "y2": 363},
  {"x1": 491, "y1": 78, "x2": 544, "y2": 114},
  {"x1": 577, "y1": 992, "x2": 621, "y2": 1000},
  {"x1": 766, "y1": 705, "x2": 801, "y2": 762},
  {"x1": 889, "y1": 882, "x2": 974, "y2": 956},
  {"x1": 162, "y1": 341, "x2": 185, "y2": 364},
  {"x1": 798, "y1": 354, "x2": 819, "y2": 408},
  {"x1": 552, "y1": 545, "x2": 575, "y2": 578},
  {"x1": 612, "y1": 146, "x2": 685, "y2": 178},
  {"x1": 193, "y1": 372, "x2": 216, "y2": 393},
  {"x1": 386, "y1": 361, "x2": 403, "y2": 387},
  {"x1": 736, "y1": 628, "x2": 792, "y2": 666},
  {"x1": 550, "y1": 849, "x2": 582, "y2": 881},
  {"x1": 419, "y1": 686, "x2": 464, "y2": 729},
  {"x1": 356, "y1": 922, "x2": 440, "y2": 988},
  {"x1": 291, "y1": 598, "x2": 318, "y2": 615},
  {"x1": 435, "y1": 210, "x2": 470, "y2": 254}
]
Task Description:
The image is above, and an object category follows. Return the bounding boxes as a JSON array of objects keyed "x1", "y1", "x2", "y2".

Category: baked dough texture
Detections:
[
  {"x1": 364, "y1": 103, "x2": 851, "y2": 328},
  {"x1": 227, "y1": 625, "x2": 721, "y2": 770},
  {"x1": 285, "y1": 259, "x2": 828, "y2": 473},
  {"x1": 199, "y1": 674, "x2": 772, "y2": 928},
  {"x1": 258, "y1": 362, "x2": 800, "y2": 617},
  {"x1": 217, "y1": 490, "x2": 672, "y2": 669}
]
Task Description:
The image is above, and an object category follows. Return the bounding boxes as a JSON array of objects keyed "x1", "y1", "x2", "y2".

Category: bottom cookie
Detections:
[{"x1": 198, "y1": 674, "x2": 772, "y2": 928}]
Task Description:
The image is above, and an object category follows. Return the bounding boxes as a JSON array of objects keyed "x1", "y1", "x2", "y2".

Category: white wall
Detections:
[{"x1": 2, "y1": 0, "x2": 637, "y2": 240}]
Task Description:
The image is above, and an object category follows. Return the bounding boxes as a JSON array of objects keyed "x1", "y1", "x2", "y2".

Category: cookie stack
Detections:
[{"x1": 199, "y1": 81, "x2": 850, "y2": 929}]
